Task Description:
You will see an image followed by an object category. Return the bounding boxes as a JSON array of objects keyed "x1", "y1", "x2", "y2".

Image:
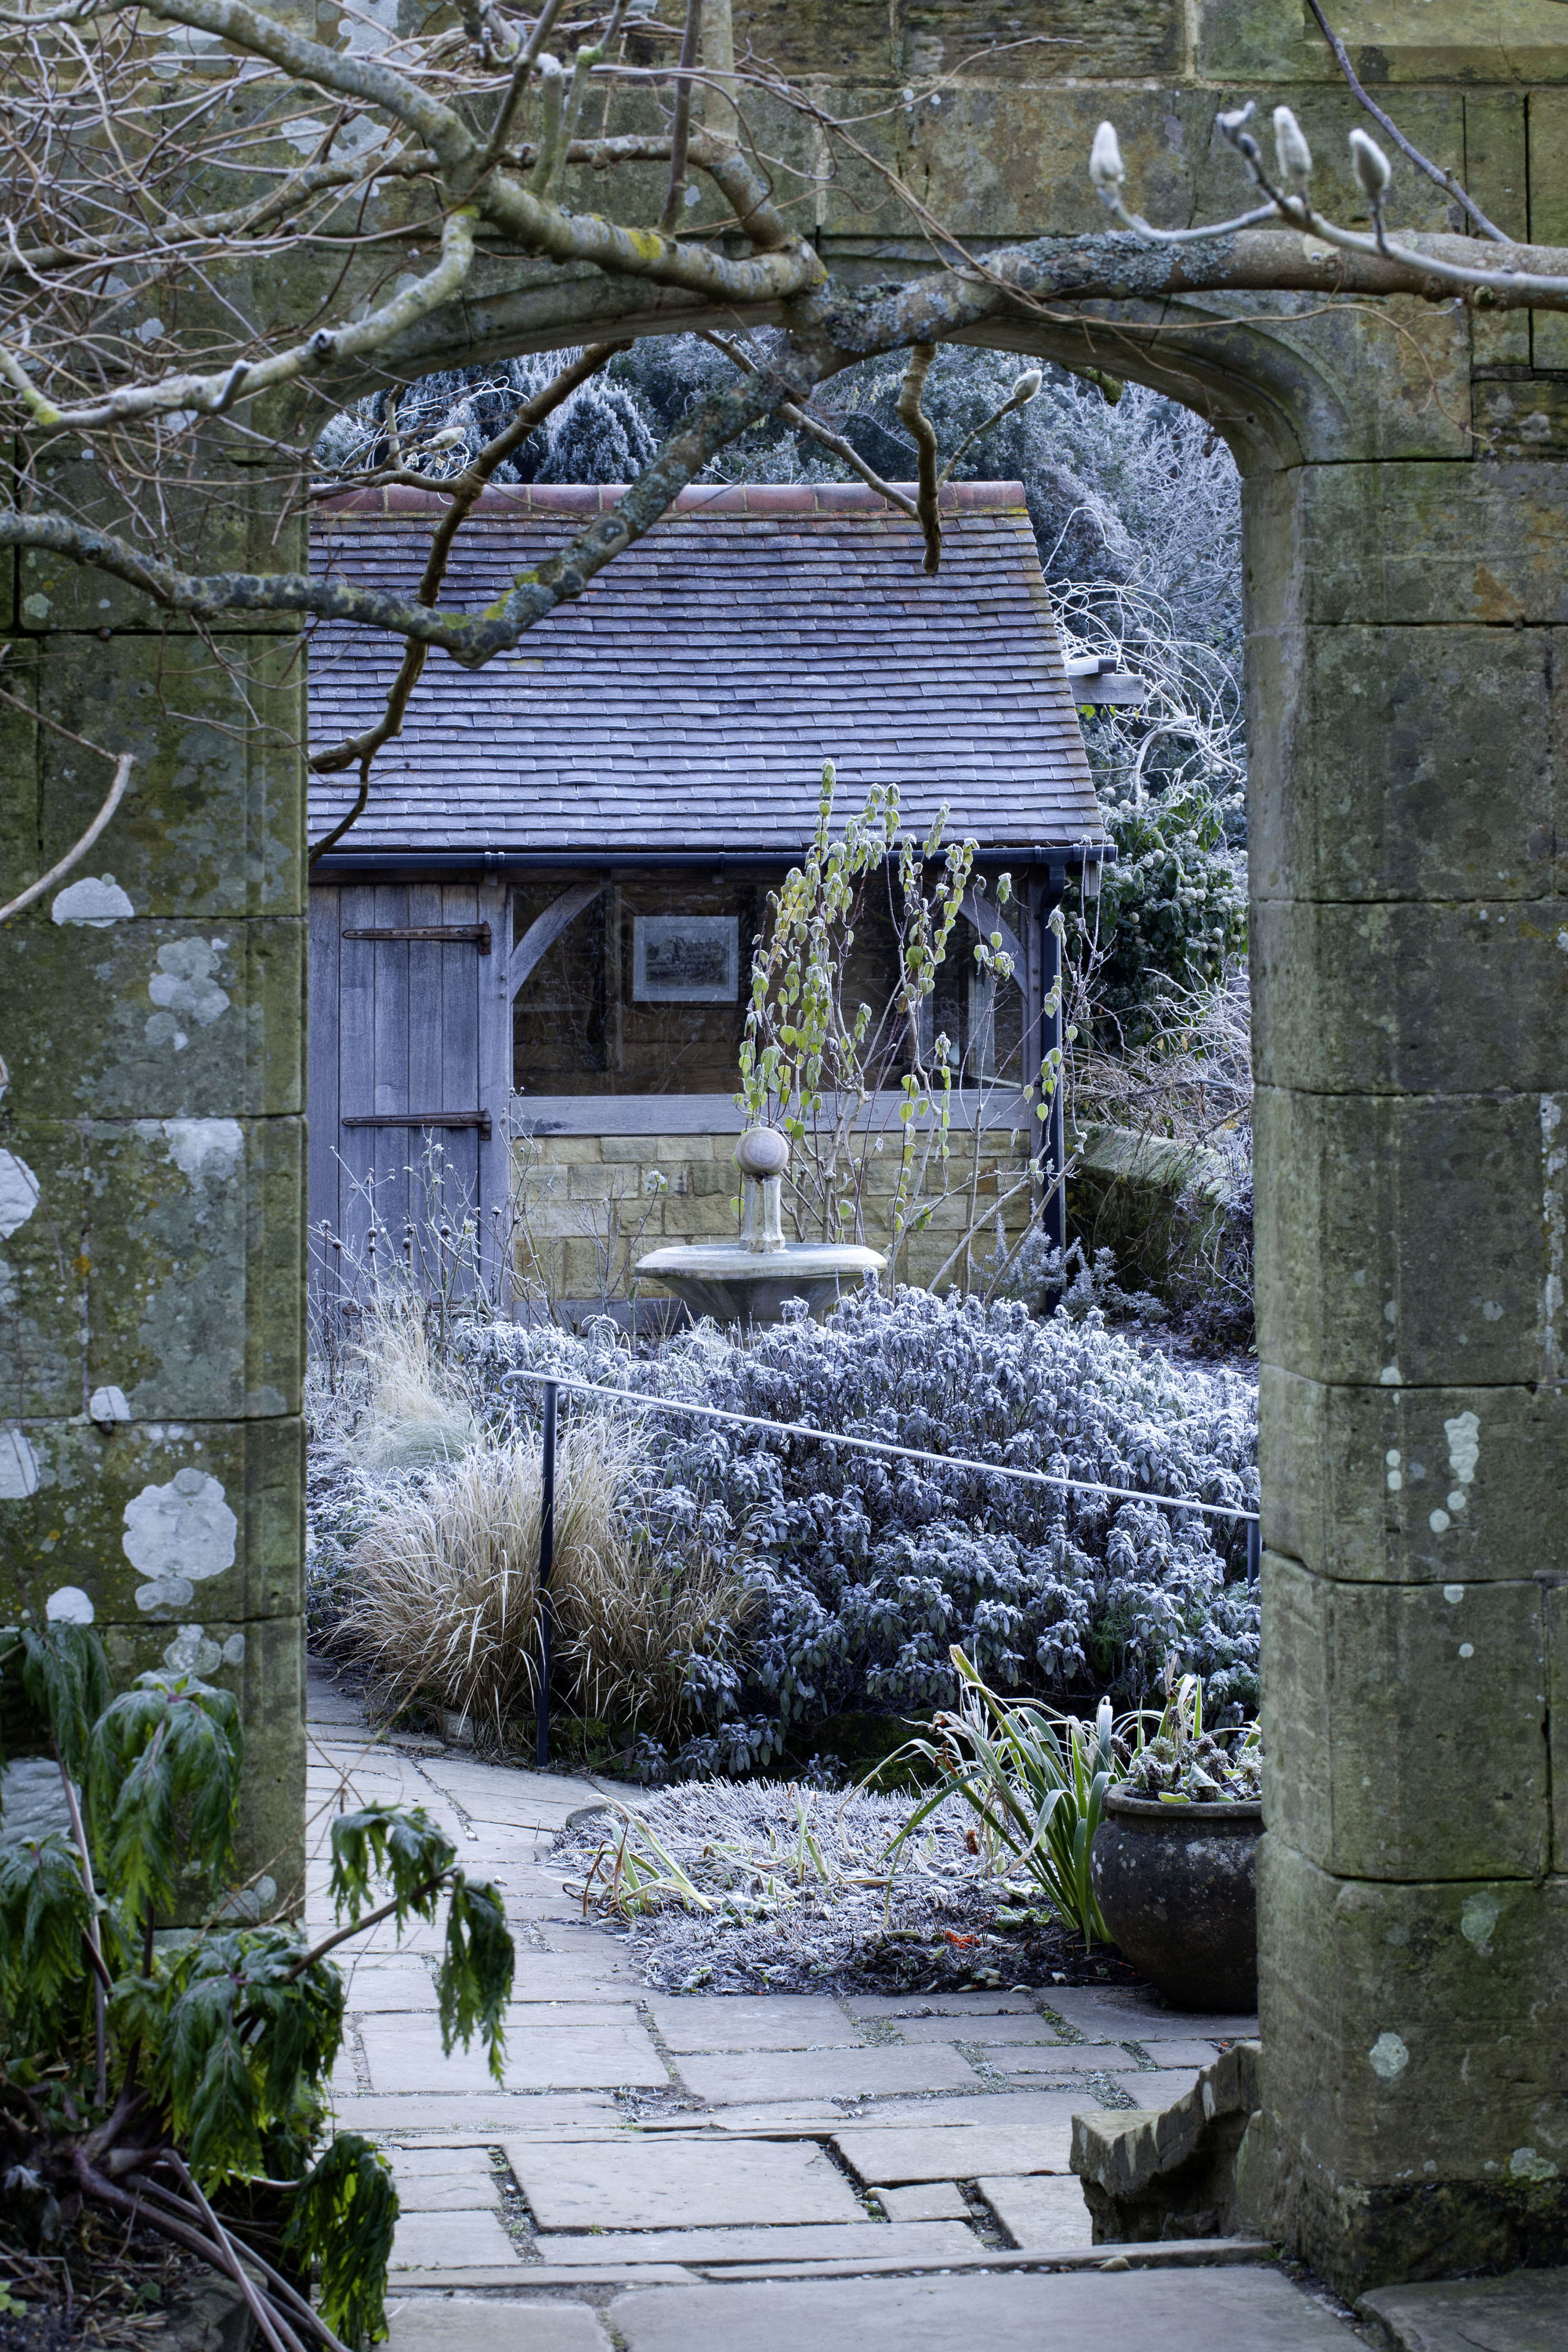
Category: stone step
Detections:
[{"x1": 1357, "y1": 2267, "x2": 1568, "y2": 2350}]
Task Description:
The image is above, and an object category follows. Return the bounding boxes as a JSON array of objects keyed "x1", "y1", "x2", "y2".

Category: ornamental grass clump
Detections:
[
  {"x1": 881, "y1": 1646, "x2": 1117, "y2": 1947},
  {"x1": 334, "y1": 1417, "x2": 750, "y2": 1743}
]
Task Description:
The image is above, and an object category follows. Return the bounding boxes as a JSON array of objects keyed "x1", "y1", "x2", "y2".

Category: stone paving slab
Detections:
[
  {"x1": 508, "y1": 1961, "x2": 645, "y2": 2000},
  {"x1": 848, "y1": 2091, "x2": 1088, "y2": 2130},
  {"x1": 1357, "y1": 2266, "x2": 1568, "y2": 2350},
  {"x1": 1043, "y1": 1986, "x2": 1260, "y2": 2040},
  {"x1": 388, "y1": 2299, "x2": 610, "y2": 2352},
  {"x1": 988, "y1": 2043, "x2": 1151, "y2": 2075},
  {"x1": 390, "y1": 2211, "x2": 521, "y2": 2271},
  {"x1": 977, "y1": 2173, "x2": 1094, "y2": 2250},
  {"x1": 358, "y1": 2010, "x2": 666, "y2": 2092},
  {"x1": 676, "y1": 2048, "x2": 983, "y2": 2105},
  {"x1": 691, "y1": 2104, "x2": 852, "y2": 2132},
  {"x1": 607, "y1": 2269, "x2": 1359, "y2": 2350},
  {"x1": 392, "y1": 2175, "x2": 503, "y2": 2212},
  {"x1": 1116, "y1": 2036, "x2": 1235, "y2": 2067},
  {"x1": 876, "y1": 2183, "x2": 971, "y2": 2220},
  {"x1": 843, "y1": 1994, "x2": 1039, "y2": 2018},
  {"x1": 330, "y1": 2093, "x2": 623, "y2": 2134},
  {"x1": 649, "y1": 1996, "x2": 864, "y2": 2051},
  {"x1": 888, "y1": 2014, "x2": 1072, "y2": 2045},
  {"x1": 535, "y1": 2222, "x2": 980, "y2": 2267},
  {"x1": 835, "y1": 2120, "x2": 1076, "y2": 2183},
  {"x1": 506, "y1": 2137, "x2": 867, "y2": 2231}
]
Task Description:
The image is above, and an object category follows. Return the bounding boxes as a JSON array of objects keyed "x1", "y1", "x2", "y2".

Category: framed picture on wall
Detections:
[{"x1": 632, "y1": 915, "x2": 740, "y2": 1002}]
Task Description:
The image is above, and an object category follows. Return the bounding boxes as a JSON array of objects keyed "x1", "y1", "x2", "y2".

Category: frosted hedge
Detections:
[{"x1": 464, "y1": 1289, "x2": 1258, "y2": 1769}]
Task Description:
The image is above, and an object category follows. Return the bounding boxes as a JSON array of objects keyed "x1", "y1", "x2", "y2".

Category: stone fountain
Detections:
[{"x1": 636, "y1": 1126, "x2": 885, "y2": 1326}]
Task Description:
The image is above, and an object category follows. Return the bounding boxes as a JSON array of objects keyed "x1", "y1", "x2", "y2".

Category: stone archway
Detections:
[{"x1": 4, "y1": 0, "x2": 1563, "y2": 2302}]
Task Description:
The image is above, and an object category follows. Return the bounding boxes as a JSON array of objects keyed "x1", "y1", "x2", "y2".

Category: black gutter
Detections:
[{"x1": 310, "y1": 843, "x2": 1115, "y2": 880}]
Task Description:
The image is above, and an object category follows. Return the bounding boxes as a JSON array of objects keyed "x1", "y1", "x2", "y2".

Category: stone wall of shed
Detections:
[{"x1": 512, "y1": 1126, "x2": 1036, "y2": 1307}]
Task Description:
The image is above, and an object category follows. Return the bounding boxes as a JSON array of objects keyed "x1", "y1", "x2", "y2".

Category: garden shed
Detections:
[{"x1": 308, "y1": 480, "x2": 1110, "y2": 1311}]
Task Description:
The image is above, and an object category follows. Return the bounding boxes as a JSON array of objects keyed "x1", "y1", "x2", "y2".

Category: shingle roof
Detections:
[{"x1": 307, "y1": 482, "x2": 1106, "y2": 862}]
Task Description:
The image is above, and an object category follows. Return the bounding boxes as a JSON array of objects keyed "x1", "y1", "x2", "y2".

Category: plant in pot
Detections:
[{"x1": 1090, "y1": 1669, "x2": 1262, "y2": 2013}]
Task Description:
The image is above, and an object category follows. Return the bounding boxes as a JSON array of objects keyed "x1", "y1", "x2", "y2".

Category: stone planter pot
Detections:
[{"x1": 1090, "y1": 1787, "x2": 1262, "y2": 2013}]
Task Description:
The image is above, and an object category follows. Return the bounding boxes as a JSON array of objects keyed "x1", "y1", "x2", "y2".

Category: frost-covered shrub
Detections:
[{"x1": 461, "y1": 1288, "x2": 1258, "y2": 1742}]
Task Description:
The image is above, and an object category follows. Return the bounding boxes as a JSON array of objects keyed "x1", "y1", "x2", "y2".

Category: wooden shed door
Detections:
[{"x1": 309, "y1": 877, "x2": 511, "y2": 1306}]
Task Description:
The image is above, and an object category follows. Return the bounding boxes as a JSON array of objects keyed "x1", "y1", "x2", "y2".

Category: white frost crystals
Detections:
[
  {"x1": 52, "y1": 874, "x2": 134, "y2": 927},
  {"x1": 123, "y1": 1467, "x2": 237, "y2": 1614}
]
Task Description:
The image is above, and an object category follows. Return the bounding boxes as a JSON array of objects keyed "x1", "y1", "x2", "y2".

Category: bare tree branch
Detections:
[
  {"x1": 1, "y1": 204, "x2": 481, "y2": 429},
  {"x1": 1302, "y1": 0, "x2": 1508, "y2": 243},
  {"x1": 0, "y1": 699, "x2": 133, "y2": 927},
  {"x1": 659, "y1": 0, "x2": 703, "y2": 232},
  {"x1": 896, "y1": 342, "x2": 940, "y2": 575},
  {"x1": 701, "y1": 330, "x2": 918, "y2": 516}
]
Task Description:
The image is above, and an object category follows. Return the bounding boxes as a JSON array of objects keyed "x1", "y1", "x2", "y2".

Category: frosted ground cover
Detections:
[{"x1": 551, "y1": 1777, "x2": 1133, "y2": 1997}]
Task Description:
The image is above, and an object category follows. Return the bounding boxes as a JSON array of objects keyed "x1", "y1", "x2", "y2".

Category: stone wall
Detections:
[
  {"x1": 513, "y1": 1123, "x2": 1036, "y2": 1305},
  {"x1": 0, "y1": 605, "x2": 308, "y2": 1907}
]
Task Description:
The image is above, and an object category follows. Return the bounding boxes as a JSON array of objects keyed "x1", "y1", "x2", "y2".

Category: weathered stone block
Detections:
[
  {"x1": 83, "y1": 1113, "x2": 302, "y2": 1421},
  {"x1": 0, "y1": 1414, "x2": 301, "y2": 1630},
  {"x1": 30, "y1": 636, "x2": 304, "y2": 920},
  {"x1": 1254, "y1": 1086, "x2": 1555, "y2": 1388},
  {"x1": 1261, "y1": 1553, "x2": 1549, "y2": 1880},
  {"x1": 1550, "y1": 1581, "x2": 1568, "y2": 1873},
  {"x1": 0, "y1": 1123, "x2": 88, "y2": 1422},
  {"x1": 527, "y1": 1134, "x2": 601, "y2": 1164},
  {"x1": 663, "y1": 1194, "x2": 741, "y2": 1240},
  {"x1": 1259, "y1": 1368, "x2": 1568, "y2": 1585},
  {"x1": 1247, "y1": 623, "x2": 1556, "y2": 906},
  {"x1": 1201, "y1": 0, "x2": 1568, "y2": 84},
  {"x1": 566, "y1": 1161, "x2": 631, "y2": 1202},
  {"x1": 1253, "y1": 899, "x2": 1568, "y2": 1095},
  {"x1": 1251, "y1": 1838, "x2": 1568, "y2": 2290},
  {"x1": 1251, "y1": 462, "x2": 1568, "y2": 630},
  {"x1": 0, "y1": 918, "x2": 303, "y2": 1119},
  {"x1": 559, "y1": 1238, "x2": 608, "y2": 1297}
]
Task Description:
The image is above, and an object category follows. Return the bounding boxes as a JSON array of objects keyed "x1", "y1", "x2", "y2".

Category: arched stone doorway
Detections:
[
  {"x1": 366, "y1": 172, "x2": 1568, "y2": 2292},
  {"x1": 2, "y1": 0, "x2": 1562, "y2": 2299}
]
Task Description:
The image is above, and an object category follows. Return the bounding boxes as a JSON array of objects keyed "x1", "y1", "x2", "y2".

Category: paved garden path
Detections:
[{"x1": 305, "y1": 1668, "x2": 1369, "y2": 2349}]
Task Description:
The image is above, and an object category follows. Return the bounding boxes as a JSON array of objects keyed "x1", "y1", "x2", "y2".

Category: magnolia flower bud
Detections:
[
  {"x1": 1272, "y1": 105, "x2": 1313, "y2": 190},
  {"x1": 1089, "y1": 121, "x2": 1125, "y2": 195},
  {"x1": 1349, "y1": 125, "x2": 1392, "y2": 200},
  {"x1": 1011, "y1": 368, "x2": 1042, "y2": 403}
]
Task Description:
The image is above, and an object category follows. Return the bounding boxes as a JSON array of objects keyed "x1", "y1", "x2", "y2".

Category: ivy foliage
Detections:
[
  {"x1": 1064, "y1": 786, "x2": 1247, "y2": 1043},
  {"x1": 0, "y1": 1623, "x2": 513, "y2": 2344}
]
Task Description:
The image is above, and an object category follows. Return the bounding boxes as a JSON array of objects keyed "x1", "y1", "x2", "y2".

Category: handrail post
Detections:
[
  {"x1": 536, "y1": 1378, "x2": 557, "y2": 1769},
  {"x1": 1246, "y1": 1513, "x2": 1261, "y2": 1585}
]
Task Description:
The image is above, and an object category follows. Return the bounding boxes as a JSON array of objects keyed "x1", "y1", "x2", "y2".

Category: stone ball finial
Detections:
[{"x1": 735, "y1": 1126, "x2": 790, "y2": 1178}]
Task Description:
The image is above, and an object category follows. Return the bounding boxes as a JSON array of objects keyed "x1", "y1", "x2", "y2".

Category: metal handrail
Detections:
[{"x1": 500, "y1": 1367, "x2": 1262, "y2": 1766}]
